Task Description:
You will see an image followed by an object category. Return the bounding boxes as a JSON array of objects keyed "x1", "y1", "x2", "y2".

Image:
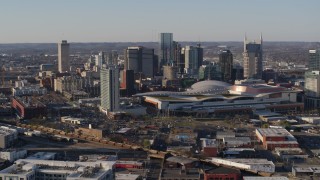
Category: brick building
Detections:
[
  {"x1": 11, "y1": 97, "x2": 47, "y2": 119},
  {"x1": 204, "y1": 167, "x2": 241, "y2": 180},
  {"x1": 256, "y1": 128, "x2": 299, "y2": 150}
]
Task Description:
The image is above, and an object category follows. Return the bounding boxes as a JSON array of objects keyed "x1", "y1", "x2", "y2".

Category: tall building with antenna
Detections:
[
  {"x1": 243, "y1": 34, "x2": 263, "y2": 79},
  {"x1": 58, "y1": 40, "x2": 70, "y2": 73}
]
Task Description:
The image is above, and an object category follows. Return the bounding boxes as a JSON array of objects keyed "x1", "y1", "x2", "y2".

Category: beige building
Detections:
[
  {"x1": 0, "y1": 126, "x2": 18, "y2": 149},
  {"x1": 243, "y1": 35, "x2": 263, "y2": 79},
  {"x1": 54, "y1": 76, "x2": 84, "y2": 93},
  {"x1": 58, "y1": 40, "x2": 70, "y2": 73}
]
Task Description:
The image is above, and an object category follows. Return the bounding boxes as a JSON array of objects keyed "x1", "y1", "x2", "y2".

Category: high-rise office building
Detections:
[
  {"x1": 95, "y1": 51, "x2": 105, "y2": 68},
  {"x1": 100, "y1": 66, "x2": 119, "y2": 112},
  {"x1": 107, "y1": 50, "x2": 119, "y2": 66},
  {"x1": 305, "y1": 70, "x2": 320, "y2": 108},
  {"x1": 309, "y1": 50, "x2": 320, "y2": 71},
  {"x1": 184, "y1": 45, "x2": 203, "y2": 76},
  {"x1": 124, "y1": 46, "x2": 155, "y2": 78},
  {"x1": 159, "y1": 33, "x2": 173, "y2": 71},
  {"x1": 58, "y1": 40, "x2": 70, "y2": 73},
  {"x1": 120, "y1": 69, "x2": 135, "y2": 97},
  {"x1": 219, "y1": 49, "x2": 233, "y2": 83},
  {"x1": 196, "y1": 43, "x2": 203, "y2": 69},
  {"x1": 173, "y1": 41, "x2": 181, "y2": 66},
  {"x1": 243, "y1": 35, "x2": 263, "y2": 79}
]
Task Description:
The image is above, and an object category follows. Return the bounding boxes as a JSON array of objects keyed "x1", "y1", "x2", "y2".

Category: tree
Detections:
[
  {"x1": 143, "y1": 139, "x2": 151, "y2": 149},
  {"x1": 279, "y1": 121, "x2": 291, "y2": 129},
  {"x1": 110, "y1": 135, "x2": 124, "y2": 143}
]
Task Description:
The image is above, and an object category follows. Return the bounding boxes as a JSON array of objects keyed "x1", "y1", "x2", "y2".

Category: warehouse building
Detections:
[
  {"x1": 210, "y1": 158, "x2": 275, "y2": 173},
  {"x1": 11, "y1": 96, "x2": 47, "y2": 119},
  {"x1": 256, "y1": 128, "x2": 299, "y2": 150},
  {"x1": 0, "y1": 159, "x2": 115, "y2": 180}
]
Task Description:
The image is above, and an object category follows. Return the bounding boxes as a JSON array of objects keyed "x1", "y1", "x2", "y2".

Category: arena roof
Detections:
[
  {"x1": 135, "y1": 80, "x2": 231, "y2": 97},
  {"x1": 189, "y1": 80, "x2": 231, "y2": 91}
]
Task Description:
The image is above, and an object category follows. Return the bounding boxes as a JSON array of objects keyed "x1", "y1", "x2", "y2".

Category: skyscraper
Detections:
[
  {"x1": 219, "y1": 49, "x2": 233, "y2": 83},
  {"x1": 100, "y1": 66, "x2": 119, "y2": 112},
  {"x1": 305, "y1": 70, "x2": 320, "y2": 108},
  {"x1": 243, "y1": 35, "x2": 263, "y2": 79},
  {"x1": 184, "y1": 45, "x2": 203, "y2": 76},
  {"x1": 124, "y1": 46, "x2": 155, "y2": 78},
  {"x1": 58, "y1": 40, "x2": 70, "y2": 73},
  {"x1": 309, "y1": 50, "x2": 320, "y2": 71},
  {"x1": 196, "y1": 43, "x2": 203, "y2": 69},
  {"x1": 159, "y1": 33, "x2": 173, "y2": 71},
  {"x1": 95, "y1": 51, "x2": 105, "y2": 68},
  {"x1": 120, "y1": 69, "x2": 135, "y2": 97},
  {"x1": 107, "y1": 50, "x2": 119, "y2": 66}
]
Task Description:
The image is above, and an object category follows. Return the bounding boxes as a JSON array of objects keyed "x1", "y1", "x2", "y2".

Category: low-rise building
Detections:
[
  {"x1": 298, "y1": 116, "x2": 320, "y2": 124},
  {"x1": 12, "y1": 86, "x2": 47, "y2": 96},
  {"x1": 223, "y1": 148, "x2": 256, "y2": 158},
  {"x1": 79, "y1": 98, "x2": 101, "y2": 107},
  {"x1": 161, "y1": 167, "x2": 200, "y2": 180},
  {"x1": 200, "y1": 138, "x2": 218, "y2": 157},
  {"x1": 116, "y1": 173, "x2": 140, "y2": 180},
  {"x1": 11, "y1": 97, "x2": 47, "y2": 119},
  {"x1": 165, "y1": 156, "x2": 198, "y2": 168},
  {"x1": 0, "y1": 159, "x2": 116, "y2": 180},
  {"x1": 115, "y1": 161, "x2": 143, "y2": 169},
  {"x1": 211, "y1": 158, "x2": 275, "y2": 173},
  {"x1": 274, "y1": 147, "x2": 308, "y2": 160},
  {"x1": 0, "y1": 126, "x2": 18, "y2": 149},
  {"x1": 292, "y1": 166, "x2": 320, "y2": 177},
  {"x1": 256, "y1": 128, "x2": 299, "y2": 150},
  {"x1": 63, "y1": 90, "x2": 89, "y2": 101},
  {"x1": 0, "y1": 149, "x2": 27, "y2": 162},
  {"x1": 216, "y1": 131, "x2": 235, "y2": 140},
  {"x1": 204, "y1": 167, "x2": 241, "y2": 180},
  {"x1": 223, "y1": 137, "x2": 251, "y2": 147},
  {"x1": 26, "y1": 152, "x2": 56, "y2": 160},
  {"x1": 243, "y1": 177, "x2": 289, "y2": 180},
  {"x1": 61, "y1": 116, "x2": 86, "y2": 125}
]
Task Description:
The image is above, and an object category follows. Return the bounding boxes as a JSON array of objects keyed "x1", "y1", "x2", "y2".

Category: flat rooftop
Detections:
[
  {"x1": 0, "y1": 126, "x2": 17, "y2": 136},
  {"x1": 256, "y1": 128, "x2": 292, "y2": 137},
  {"x1": 26, "y1": 152, "x2": 56, "y2": 160},
  {"x1": 243, "y1": 177, "x2": 289, "y2": 180},
  {"x1": 161, "y1": 168, "x2": 199, "y2": 178},
  {"x1": 200, "y1": 138, "x2": 217, "y2": 147},
  {"x1": 13, "y1": 96, "x2": 46, "y2": 108},
  {"x1": 223, "y1": 137, "x2": 251, "y2": 142},
  {"x1": 116, "y1": 173, "x2": 140, "y2": 180},
  {"x1": 0, "y1": 159, "x2": 116, "y2": 179},
  {"x1": 293, "y1": 166, "x2": 320, "y2": 173},
  {"x1": 212, "y1": 158, "x2": 274, "y2": 165}
]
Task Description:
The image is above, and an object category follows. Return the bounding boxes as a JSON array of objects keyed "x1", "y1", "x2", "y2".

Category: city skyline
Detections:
[{"x1": 1, "y1": 0, "x2": 319, "y2": 43}]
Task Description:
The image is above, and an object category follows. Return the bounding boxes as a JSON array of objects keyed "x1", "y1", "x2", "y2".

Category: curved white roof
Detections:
[
  {"x1": 190, "y1": 80, "x2": 231, "y2": 91},
  {"x1": 134, "y1": 80, "x2": 231, "y2": 97}
]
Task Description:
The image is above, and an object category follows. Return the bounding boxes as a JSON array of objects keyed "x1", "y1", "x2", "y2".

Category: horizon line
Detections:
[{"x1": 0, "y1": 40, "x2": 319, "y2": 44}]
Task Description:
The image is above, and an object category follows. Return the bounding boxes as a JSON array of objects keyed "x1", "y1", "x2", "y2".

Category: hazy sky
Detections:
[{"x1": 1, "y1": 0, "x2": 319, "y2": 43}]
